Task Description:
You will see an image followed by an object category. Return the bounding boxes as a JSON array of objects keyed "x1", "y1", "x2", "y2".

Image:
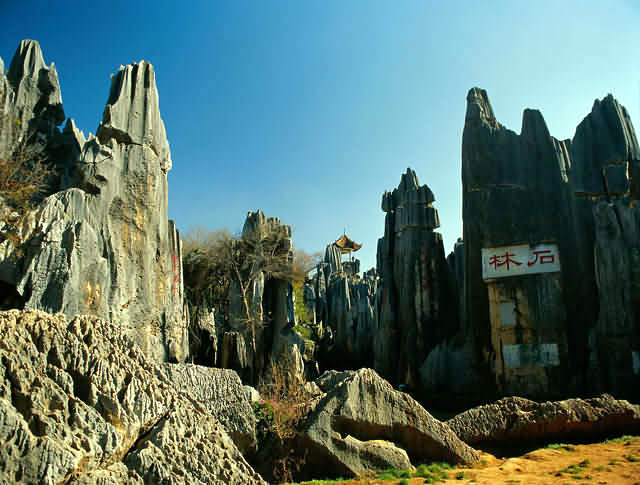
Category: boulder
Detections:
[
  {"x1": 0, "y1": 309, "x2": 265, "y2": 484},
  {"x1": 297, "y1": 368, "x2": 479, "y2": 480},
  {"x1": 447, "y1": 394, "x2": 640, "y2": 447},
  {"x1": 161, "y1": 363, "x2": 257, "y2": 455},
  {"x1": 243, "y1": 385, "x2": 261, "y2": 403}
]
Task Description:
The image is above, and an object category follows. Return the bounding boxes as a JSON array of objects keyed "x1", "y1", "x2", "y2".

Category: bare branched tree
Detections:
[
  {"x1": 0, "y1": 115, "x2": 53, "y2": 246},
  {"x1": 183, "y1": 224, "x2": 299, "y2": 355}
]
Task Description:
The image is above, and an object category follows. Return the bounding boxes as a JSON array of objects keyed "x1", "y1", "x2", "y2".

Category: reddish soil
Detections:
[{"x1": 299, "y1": 437, "x2": 640, "y2": 485}]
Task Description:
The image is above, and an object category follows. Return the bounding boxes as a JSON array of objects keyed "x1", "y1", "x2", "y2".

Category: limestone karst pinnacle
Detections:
[{"x1": 0, "y1": 39, "x2": 186, "y2": 363}]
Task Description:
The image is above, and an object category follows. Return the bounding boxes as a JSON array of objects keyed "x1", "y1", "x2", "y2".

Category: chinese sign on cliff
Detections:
[{"x1": 481, "y1": 243, "x2": 560, "y2": 280}]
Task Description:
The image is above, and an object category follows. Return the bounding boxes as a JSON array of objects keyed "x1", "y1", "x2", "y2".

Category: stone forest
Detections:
[{"x1": 1, "y1": 40, "x2": 640, "y2": 484}]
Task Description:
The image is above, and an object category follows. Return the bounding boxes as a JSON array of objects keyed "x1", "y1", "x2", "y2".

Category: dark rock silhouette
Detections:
[
  {"x1": 422, "y1": 88, "x2": 640, "y2": 402},
  {"x1": 376, "y1": 168, "x2": 458, "y2": 388}
]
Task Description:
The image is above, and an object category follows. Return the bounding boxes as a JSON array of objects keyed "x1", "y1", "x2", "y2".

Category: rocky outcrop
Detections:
[
  {"x1": 0, "y1": 309, "x2": 265, "y2": 484},
  {"x1": 0, "y1": 39, "x2": 64, "y2": 160},
  {"x1": 161, "y1": 363, "x2": 257, "y2": 455},
  {"x1": 206, "y1": 209, "x2": 307, "y2": 387},
  {"x1": 375, "y1": 169, "x2": 458, "y2": 387},
  {"x1": 447, "y1": 394, "x2": 640, "y2": 447},
  {"x1": 422, "y1": 88, "x2": 640, "y2": 402},
  {"x1": 0, "y1": 40, "x2": 187, "y2": 363},
  {"x1": 296, "y1": 368, "x2": 479, "y2": 480},
  {"x1": 311, "y1": 247, "x2": 378, "y2": 371}
]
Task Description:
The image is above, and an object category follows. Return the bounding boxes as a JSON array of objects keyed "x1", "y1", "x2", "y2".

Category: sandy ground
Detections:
[{"x1": 298, "y1": 436, "x2": 640, "y2": 485}]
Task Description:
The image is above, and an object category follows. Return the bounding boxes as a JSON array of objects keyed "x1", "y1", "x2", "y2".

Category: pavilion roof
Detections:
[{"x1": 334, "y1": 234, "x2": 362, "y2": 253}]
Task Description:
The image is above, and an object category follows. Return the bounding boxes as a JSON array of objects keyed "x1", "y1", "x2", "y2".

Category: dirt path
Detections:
[{"x1": 298, "y1": 437, "x2": 640, "y2": 485}]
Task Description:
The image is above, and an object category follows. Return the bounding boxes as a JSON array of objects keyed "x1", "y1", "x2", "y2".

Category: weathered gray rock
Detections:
[
  {"x1": 0, "y1": 309, "x2": 265, "y2": 484},
  {"x1": 213, "y1": 210, "x2": 306, "y2": 386},
  {"x1": 0, "y1": 40, "x2": 187, "y2": 364},
  {"x1": 589, "y1": 200, "x2": 640, "y2": 394},
  {"x1": 189, "y1": 306, "x2": 217, "y2": 366},
  {"x1": 161, "y1": 363, "x2": 257, "y2": 455},
  {"x1": 310, "y1": 241, "x2": 378, "y2": 373},
  {"x1": 243, "y1": 385, "x2": 261, "y2": 403},
  {"x1": 0, "y1": 40, "x2": 64, "y2": 159},
  {"x1": 297, "y1": 368, "x2": 479, "y2": 480},
  {"x1": 314, "y1": 369, "x2": 353, "y2": 392},
  {"x1": 375, "y1": 168, "x2": 458, "y2": 387},
  {"x1": 447, "y1": 394, "x2": 640, "y2": 446},
  {"x1": 97, "y1": 62, "x2": 171, "y2": 171},
  {"x1": 302, "y1": 281, "x2": 316, "y2": 325}
]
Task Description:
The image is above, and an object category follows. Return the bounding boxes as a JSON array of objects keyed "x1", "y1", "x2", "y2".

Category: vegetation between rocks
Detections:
[{"x1": 0, "y1": 115, "x2": 53, "y2": 247}]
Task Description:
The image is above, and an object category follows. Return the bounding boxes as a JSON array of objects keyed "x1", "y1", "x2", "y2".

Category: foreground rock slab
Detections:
[
  {"x1": 297, "y1": 368, "x2": 479, "y2": 479},
  {"x1": 447, "y1": 394, "x2": 640, "y2": 446},
  {"x1": 161, "y1": 363, "x2": 257, "y2": 455},
  {"x1": 0, "y1": 310, "x2": 265, "y2": 484}
]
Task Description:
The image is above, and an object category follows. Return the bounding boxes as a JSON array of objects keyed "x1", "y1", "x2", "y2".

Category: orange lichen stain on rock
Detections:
[{"x1": 85, "y1": 281, "x2": 102, "y2": 312}]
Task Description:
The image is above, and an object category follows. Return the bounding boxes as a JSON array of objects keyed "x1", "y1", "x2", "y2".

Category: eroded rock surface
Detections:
[
  {"x1": 375, "y1": 169, "x2": 458, "y2": 387},
  {"x1": 161, "y1": 363, "x2": 257, "y2": 455},
  {"x1": 297, "y1": 368, "x2": 479, "y2": 480},
  {"x1": 447, "y1": 394, "x2": 640, "y2": 447},
  {"x1": 311, "y1": 244, "x2": 378, "y2": 373},
  {"x1": 424, "y1": 88, "x2": 640, "y2": 402},
  {"x1": 0, "y1": 309, "x2": 265, "y2": 485},
  {"x1": 0, "y1": 40, "x2": 187, "y2": 363}
]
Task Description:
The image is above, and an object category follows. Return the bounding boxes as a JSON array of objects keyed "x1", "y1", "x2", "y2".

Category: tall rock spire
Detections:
[
  {"x1": 0, "y1": 40, "x2": 187, "y2": 364},
  {"x1": 97, "y1": 61, "x2": 171, "y2": 171}
]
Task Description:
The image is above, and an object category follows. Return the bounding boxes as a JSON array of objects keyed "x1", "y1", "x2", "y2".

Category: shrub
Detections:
[
  {"x1": 0, "y1": 117, "x2": 53, "y2": 247},
  {"x1": 253, "y1": 363, "x2": 312, "y2": 484}
]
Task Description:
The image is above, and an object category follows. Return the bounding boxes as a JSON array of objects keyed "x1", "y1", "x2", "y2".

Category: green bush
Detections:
[{"x1": 377, "y1": 462, "x2": 451, "y2": 483}]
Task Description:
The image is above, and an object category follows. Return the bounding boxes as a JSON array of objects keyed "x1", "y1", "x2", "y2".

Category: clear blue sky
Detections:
[{"x1": 3, "y1": 1, "x2": 640, "y2": 270}]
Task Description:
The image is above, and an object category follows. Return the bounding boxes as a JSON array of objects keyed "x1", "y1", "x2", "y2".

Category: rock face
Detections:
[
  {"x1": 0, "y1": 39, "x2": 64, "y2": 160},
  {"x1": 0, "y1": 40, "x2": 187, "y2": 363},
  {"x1": 297, "y1": 368, "x2": 479, "y2": 480},
  {"x1": 311, "y1": 245, "x2": 378, "y2": 371},
  {"x1": 195, "y1": 209, "x2": 307, "y2": 387},
  {"x1": 0, "y1": 309, "x2": 265, "y2": 484},
  {"x1": 376, "y1": 168, "x2": 458, "y2": 387},
  {"x1": 447, "y1": 394, "x2": 640, "y2": 447},
  {"x1": 422, "y1": 88, "x2": 640, "y2": 402},
  {"x1": 161, "y1": 363, "x2": 257, "y2": 456}
]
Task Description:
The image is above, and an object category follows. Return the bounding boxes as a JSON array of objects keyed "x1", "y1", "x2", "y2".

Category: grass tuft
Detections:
[
  {"x1": 377, "y1": 462, "x2": 452, "y2": 483},
  {"x1": 546, "y1": 443, "x2": 577, "y2": 452}
]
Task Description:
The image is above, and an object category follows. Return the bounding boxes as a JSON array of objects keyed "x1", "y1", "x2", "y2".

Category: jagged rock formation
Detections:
[
  {"x1": 162, "y1": 364, "x2": 257, "y2": 456},
  {"x1": 0, "y1": 309, "x2": 265, "y2": 484},
  {"x1": 189, "y1": 210, "x2": 307, "y2": 387},
  {"x1": 0, "y1": 40, "x2": 187, "y2": 363},
  {"x1": 311, "y1": 245, "x2": 378, "y2": 371},
  {"x1": 447, "y1": 394, "x2": 640, "y2": 447},
  {"x1": 423, "y1": 88, "x2": 640, "y2": 402},
  {"x1": 0, "y1": 40, "x2": 64, "y2": 160},
  {"x1": 375, "y1": 168, "x2": 458, "y2": 387},
  {"x1": 296, "y1": 368, "x2": 479, "y2": 480}
]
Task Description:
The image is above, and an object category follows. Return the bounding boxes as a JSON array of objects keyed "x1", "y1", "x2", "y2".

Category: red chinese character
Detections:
[
  {"x1": 489, "y1": 252, "x2": 522, "y2": 271},
  {"x1": 528, "y1": 249, "x2": 554, "y2": 267}
]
